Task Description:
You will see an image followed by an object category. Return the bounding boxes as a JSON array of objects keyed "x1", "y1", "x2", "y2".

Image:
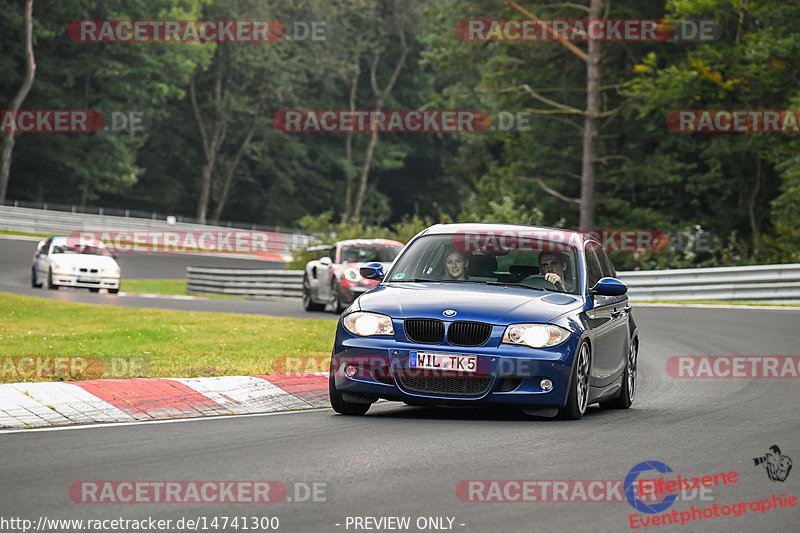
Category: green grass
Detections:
[
  {"x1": 633, "y1": 299, "x2": 799, "y2": 307},
  {"x1": 0, "y1": 229, "x2": 50, "y2": 238},
  {"x1": 0, "y1": 292, "x2": 336, "y2": 383},
  {"x1": 120, "y1": 279, "x2": 188, "y2": 295}
]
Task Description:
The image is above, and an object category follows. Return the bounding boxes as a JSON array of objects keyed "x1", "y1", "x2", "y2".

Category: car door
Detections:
[
  {"x1": 584, "y1": 242, "x2": 627, "y2": 387},
  {"x1": 314, "y1": 246, "x2": 336, "y2": 301},
  {"x1": 596, "y1": 244, "x2": 631, "y2": 381},
  {"x1": 37, "y1": 238, "x2": 53, "y2": 279}
]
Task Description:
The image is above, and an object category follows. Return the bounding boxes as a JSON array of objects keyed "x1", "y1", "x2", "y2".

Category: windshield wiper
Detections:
[
  {"x1": 483, "y1": 281, "x2": 557, "y2": 292},
  {"x1": 390, "y1": 278, "x2": 461, "y2": 283}
]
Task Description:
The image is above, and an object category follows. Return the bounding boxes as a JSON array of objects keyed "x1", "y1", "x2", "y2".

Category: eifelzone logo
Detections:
[{"x1": 753, "y1": 445, "x2": 793, "y2": 482}]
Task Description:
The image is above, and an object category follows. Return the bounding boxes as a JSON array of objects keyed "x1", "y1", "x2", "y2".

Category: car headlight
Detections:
[
  {"x1": 52, "y1": 264, "x2": 62, "y2": 273},
  {"x1": 344, "y1": 267, "x2": 362, "y2": 282},
  {"x1": 502, "y1": 324, "x2": 570, "y2": 348},
  {"x1": 343, "y1": 312, "x2": 394, "y2": 337}
]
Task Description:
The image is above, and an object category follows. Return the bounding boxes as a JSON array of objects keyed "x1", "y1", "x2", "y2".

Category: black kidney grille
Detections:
[
  {"x1": 447, "y1": 321, "x2": 492, "y2": 347},
  {"x1": 397, "y1": 374, "x2": 493, "y2": 397},
  {"x1": 404, "y1": 319, "x2": 445, "y2": 344}
]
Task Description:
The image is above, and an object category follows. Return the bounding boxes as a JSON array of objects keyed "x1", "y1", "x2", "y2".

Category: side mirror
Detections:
[
  {"x1": 590, "y1": 277, "x2": 627, "y2": 296},
  {"x1": 360, "y1": 262, "x2": 385, "y2": 281},
  {"x1": 319, "y1": 256, "x2": 333, "y2": 266}
]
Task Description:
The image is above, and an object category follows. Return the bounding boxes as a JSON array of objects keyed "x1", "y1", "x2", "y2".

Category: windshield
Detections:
[
  {"x1": 386, "y1": 234, "x2": 581, "y2": 294},
  {"x1": 51, "y1": 240, "x2": 112, "y2": 257},
  {"x1": 340, "y1": 245, "x2": 402, "y2": 263}
]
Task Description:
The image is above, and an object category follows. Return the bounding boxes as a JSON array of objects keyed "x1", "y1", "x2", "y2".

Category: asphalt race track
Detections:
[
  {"x1": 2, "y1": 230, "x2": 799, "y2": 531},
  {"x1": 0, "y1": 236, "x2": 332, "y2": 319}
]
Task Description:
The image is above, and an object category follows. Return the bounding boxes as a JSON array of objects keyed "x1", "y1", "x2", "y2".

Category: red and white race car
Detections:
[{"x1": 302, "y1": 238, "x2": 404, "y2": 313}]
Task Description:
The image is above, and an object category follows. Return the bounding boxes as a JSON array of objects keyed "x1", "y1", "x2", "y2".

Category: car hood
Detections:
[
  {"x1": 49, "y1": 254, "x2": 119, "y2": 271},
  {"x1": 357, "y1": 282, "x2": 582, "y2": 324}
]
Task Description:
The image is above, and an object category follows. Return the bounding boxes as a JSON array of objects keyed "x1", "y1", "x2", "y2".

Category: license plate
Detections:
[
  {"x1": 78, "y1": 276, "x2": 99, "y2": 283},
  {"x1": 410, "y1": 352, "x2": 477, "y2": 372}
]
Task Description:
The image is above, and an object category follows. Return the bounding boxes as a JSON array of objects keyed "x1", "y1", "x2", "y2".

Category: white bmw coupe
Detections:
[{"x1": 32, "y1": 236, "x2": 121, "y2": 293}]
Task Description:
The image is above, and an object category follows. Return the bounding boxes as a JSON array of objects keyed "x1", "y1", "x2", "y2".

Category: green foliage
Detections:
[{"x1": 2, "y1": 0, "x2": 799, "y2": 270}]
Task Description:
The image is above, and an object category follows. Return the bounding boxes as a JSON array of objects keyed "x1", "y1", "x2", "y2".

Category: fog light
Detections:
[
  {"x1": 343, "y1": 364, "x2": 357, "y2": 378},
  {"x1": 540, "y1": 379, "x2": 553, "y2": 391}
]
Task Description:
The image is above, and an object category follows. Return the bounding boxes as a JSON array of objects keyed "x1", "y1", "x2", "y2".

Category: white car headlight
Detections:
[
  {"x1": 502, "y1": 324, "x2": 570, "y2": 348},
  {"x1": 343, "y1": 312, "x2": 394, "y2": 337},
  {"x1": 344, "y1": 267, "x2": 362, "y2": 282},
  {"x1": 52, "y1": 263, "x2": 62, "y2": 273}
]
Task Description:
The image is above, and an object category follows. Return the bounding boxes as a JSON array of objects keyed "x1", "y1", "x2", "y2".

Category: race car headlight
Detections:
[
  {"x1": 343, "y1": 312, "x2": 394, "y2": 337},
  {"x1": 52, "y1": 264, "x2": 62, "y2": 273},
  {"x1": 502, "y1": 324, "x2": 570, "y2": 348},
  {"x1": 344, "y1": 267, "x2": 362, "y2": 282}
]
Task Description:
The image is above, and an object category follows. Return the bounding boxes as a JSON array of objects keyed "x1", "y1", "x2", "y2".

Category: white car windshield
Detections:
[
  {"x1": 386, "y1": 234, "x2": 580, "y2": 294},
  {"x1": 340, "y1": 245, "x2": 402, "y2": 263},
  {"x1": 51, "y1": 241, "x2": 112, "y2": 256}
]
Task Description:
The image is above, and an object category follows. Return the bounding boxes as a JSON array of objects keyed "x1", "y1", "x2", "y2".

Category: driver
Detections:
[
  {"x1": 538, "y1": 252, "x2": 574, "y2": 292},
  {"x1": 444, "y1": 250, "x2": 469, "y2": 280}
]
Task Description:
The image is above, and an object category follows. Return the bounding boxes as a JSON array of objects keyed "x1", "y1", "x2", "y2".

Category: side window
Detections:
[
  {"x1": 327, "y1": 247, "x2": 336, "y2": 262},
  {"x1": 584, "y1": 243, "x2": 603, "y2": 288},
  {"x1": 597, "y1": 246, "x2": 616, "y2": 279},
  {"x1": 41, "y1": 239, "x2": 51, "y2": 255}
]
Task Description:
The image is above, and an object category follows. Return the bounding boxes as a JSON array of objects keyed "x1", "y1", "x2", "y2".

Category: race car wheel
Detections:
[
  {"x1": 47, "y1": 268, "x2": 59, "y2": 290},
  {"x1": 558, "y1": 341, "x2": 590, "y2": 420},
  {"x1": 331, "y1": 280, "x2": 347, "y2": 314},
  {"x1": 329, "y1": 369, "x2": 370, "y2": 416},
  {"x1": 302, "y1": 275, "x2": 325, "y2": 311}
]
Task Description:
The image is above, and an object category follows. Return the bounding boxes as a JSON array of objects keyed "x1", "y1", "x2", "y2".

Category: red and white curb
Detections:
[{"x1": 0, "y1": 373, "x2": 329, "y2": 428}]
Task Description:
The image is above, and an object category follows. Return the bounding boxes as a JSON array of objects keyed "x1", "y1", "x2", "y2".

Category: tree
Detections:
[{"x1": 0, "y1": 0, "x2": 35, "y2": 204}]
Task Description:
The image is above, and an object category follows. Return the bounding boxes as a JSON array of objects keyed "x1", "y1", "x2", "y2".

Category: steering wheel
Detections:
[{"x1": 519, "y1": 274, "x2": 560, "y2": 292}]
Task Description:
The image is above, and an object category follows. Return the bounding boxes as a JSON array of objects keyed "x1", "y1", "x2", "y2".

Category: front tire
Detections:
[
  {"x1": 47, "y1": 269, "x2": 59, "y2": 290},
  {"x1": 89, "y1": 288, "x2": 100, "y2": 293},
  {"x1": 330, "y1": 281, "x2": 347, "y2": 314},
  {"x1": 601, "y1": 339, "x2": 637, "y2": 409},
  {"x1": 558, "y1": 341, "x2": 590, "y2": 420},
  {"x1": 109, "y1": 288, "x2": 119, "y2": 294},
  {"x1": 302, "y1": 275, "x2": 325, "y2": 312},
  {"x1": 329, "y1": 369, "x2": 370, "y2": 416}
]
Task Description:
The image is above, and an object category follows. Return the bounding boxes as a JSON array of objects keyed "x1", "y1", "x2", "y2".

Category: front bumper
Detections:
[
  {"x1": 331, "y1": 333, "x2": 580, "y2": 407},
  {"x1": 51, "y1": 273, "x2": 120, "y2": 290}
]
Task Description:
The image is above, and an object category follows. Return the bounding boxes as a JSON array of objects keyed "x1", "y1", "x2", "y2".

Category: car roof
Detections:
[
  {"x1": 417, "y1": 223, "x2": 591, "y2": 247},
  {"x1": 336, "y1": 238, "x2": 404, "y2": 247},
  {"x1": 51, "y1": 236, "x2": 106, "y2": 246}
]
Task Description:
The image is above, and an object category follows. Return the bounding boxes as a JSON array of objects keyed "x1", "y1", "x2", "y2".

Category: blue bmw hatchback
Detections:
[{"x1": 329, "y1": 223, "x2": 638, "y2": 420}]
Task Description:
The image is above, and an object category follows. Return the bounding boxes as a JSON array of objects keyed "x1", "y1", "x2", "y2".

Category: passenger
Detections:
[
  {"x1": 444, "y1": 250, "x2": 469, "y2": 280},
  {"x1": 538, "y1": 251, "x2": 574, "y2": 292}
]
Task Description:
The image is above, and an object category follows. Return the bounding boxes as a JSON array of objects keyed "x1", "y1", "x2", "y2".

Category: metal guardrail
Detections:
[
  {"x1": 617, "y1": 263, "x2": 800, "y2": 304},
  {"x1": 185, "y1": 263, "x2": 800, "y2": 304},
  {"x1": 0, "y1": 205, "x2": 312, "y2": 253},
  {"x1": 186, "y1": 267, "x2": 304, "y2": 299}
]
